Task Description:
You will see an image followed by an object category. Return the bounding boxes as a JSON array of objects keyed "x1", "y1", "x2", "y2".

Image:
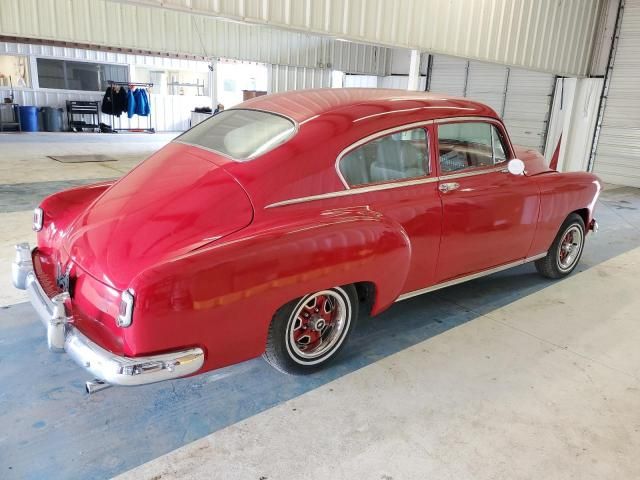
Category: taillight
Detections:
[
  {"x1": 116, "y1": 289, "x2": 135, "y2": 328},
  {"x1": 33, "y1": 207, "x2": 43, "y2": 232}
]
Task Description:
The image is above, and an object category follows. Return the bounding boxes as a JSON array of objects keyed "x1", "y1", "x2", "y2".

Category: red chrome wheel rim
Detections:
[
  {"x1": 557, "y1": 225, "x2": 583, "y2": 271},
  {"x1": 287, "y1": 289, "x2": 349, "y2": 362}
]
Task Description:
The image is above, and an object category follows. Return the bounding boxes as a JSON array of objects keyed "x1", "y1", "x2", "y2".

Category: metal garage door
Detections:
[
  {"x1": 429, "y1": 55, "x2": 555, "y2": 152},
  {"x1": 429, "y1": 55, "x2": 468, "y2": 97},
  {"x1": 593, "y1": 0, "x2": 640, "y2": 187},
  {"x1": 503, "y1": 68, "x2": 556, "y2": 151}
]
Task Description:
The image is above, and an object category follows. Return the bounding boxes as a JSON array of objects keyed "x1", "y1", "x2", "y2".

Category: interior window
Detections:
[
  {"x1": 339, "y1": 128, "x2": 429, "y2": 187},
  {"x1": 438, "y1": 122, "x2": 508, "y2": 173}
]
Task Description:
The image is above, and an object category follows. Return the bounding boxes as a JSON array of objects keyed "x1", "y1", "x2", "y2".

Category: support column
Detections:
[
  {"x1": 407, "y1": 49, "x2": 421, "y2": 91},
  {"x1": 208, "y1": 58, "x2": 217, "y2": 107}
]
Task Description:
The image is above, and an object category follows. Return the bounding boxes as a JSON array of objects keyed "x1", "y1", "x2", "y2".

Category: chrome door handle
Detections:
[{"x1": 438, "y1": 182, "x2": 460, "y2": 193}]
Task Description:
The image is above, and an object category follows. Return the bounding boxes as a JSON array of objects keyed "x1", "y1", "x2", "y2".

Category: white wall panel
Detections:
[
  {"x1": 0, "y1": 86, "x2": 207, "y2": 131},
  {"x1": 344, "y1": 75, "x2": 378, "y2": 88},
  {"x1": 594, "y1": 0, "x2": 640, "y2": 187},
  {"x1": 0, "y1": 0, "x2": 390, "y2": 76},
  {"x1": 378, "y1": 75, "x2": 427, "y2": 90},
  {"x1": 268, "y1": 65, "x2": 332, "y2": 93},
  {"x1": 116, "y1": 0, "x2": 604, "y2": 76}
]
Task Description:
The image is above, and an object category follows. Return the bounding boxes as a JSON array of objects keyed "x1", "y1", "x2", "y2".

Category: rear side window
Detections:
[
  {"x1": 177, "y1": 109, "x2": 296, "y2": 161},
  {"x1": 339, "y1": 128, "x2": 430, "y2": 187},
  {"x1": 438, "y1": 122, "x2": 508, "y2": 173}
]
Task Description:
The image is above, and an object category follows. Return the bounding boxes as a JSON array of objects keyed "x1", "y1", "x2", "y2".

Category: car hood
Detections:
[{"x1": 63, "y1": 143, "x2": 252, "y2": 290}]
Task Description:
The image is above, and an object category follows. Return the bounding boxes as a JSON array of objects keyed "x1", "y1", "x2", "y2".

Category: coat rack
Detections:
[{"x1": 107, "y1": 80, "x2": 155, "y2": 133}]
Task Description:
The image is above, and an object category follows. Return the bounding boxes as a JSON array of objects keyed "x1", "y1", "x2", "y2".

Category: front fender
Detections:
[
  {"x1": 528, "y1": 172, "x2": 601, "y2": 255},
  {"x1": 125, "y1": 207, "x2": 412, "y2": 370}
]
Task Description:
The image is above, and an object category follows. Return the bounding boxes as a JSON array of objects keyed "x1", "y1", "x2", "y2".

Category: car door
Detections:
[
  {"x1": 338, "y1": 124, "x2": 442, "y2": 294},
  {"x1": 434, "y1": 119, "x2": 540, "y2": 282}
]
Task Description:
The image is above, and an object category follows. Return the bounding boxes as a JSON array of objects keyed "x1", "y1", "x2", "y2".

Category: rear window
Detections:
[{"x1": 177, "y1": 109, "x2": 296, "y2": 161}]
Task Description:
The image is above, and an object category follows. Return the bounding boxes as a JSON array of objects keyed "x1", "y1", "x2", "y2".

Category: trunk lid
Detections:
[{"x1": 64, "y1": 143, "x2": 252, "y2": 290}]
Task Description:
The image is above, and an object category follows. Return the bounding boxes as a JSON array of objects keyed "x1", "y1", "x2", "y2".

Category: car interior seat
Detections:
[{"x1": 369, "y1": 138, "x2": 426, "y2": 182}]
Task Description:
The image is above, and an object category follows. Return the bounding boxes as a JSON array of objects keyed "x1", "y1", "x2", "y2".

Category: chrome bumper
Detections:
[{"x1": 11, "y1": 243, "x2": 205, "y2": 391}]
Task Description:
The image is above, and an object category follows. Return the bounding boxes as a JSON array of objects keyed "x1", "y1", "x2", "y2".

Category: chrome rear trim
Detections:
[{"x1": 12, "y1": 243, "x2": 205, "y2": 390}]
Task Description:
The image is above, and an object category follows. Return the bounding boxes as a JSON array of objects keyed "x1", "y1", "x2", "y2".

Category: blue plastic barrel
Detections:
[{"x1": 19, "y1": 106, "x2": 39, "y2": 132}]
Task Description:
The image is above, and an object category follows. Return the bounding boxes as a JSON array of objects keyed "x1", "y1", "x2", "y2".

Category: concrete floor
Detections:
[{"x1": 0, "y1": 132, "x2": 639, "y2": 480}]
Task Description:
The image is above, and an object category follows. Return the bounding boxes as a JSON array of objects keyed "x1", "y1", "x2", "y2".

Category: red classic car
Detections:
[{"x1": 13, "y1": 89, "x2": 600, "y2": 393}]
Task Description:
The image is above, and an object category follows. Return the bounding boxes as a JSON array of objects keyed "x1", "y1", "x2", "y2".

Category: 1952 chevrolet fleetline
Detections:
[{"x1": 12, "y1": 89, "x2": 600, "y2": 392}]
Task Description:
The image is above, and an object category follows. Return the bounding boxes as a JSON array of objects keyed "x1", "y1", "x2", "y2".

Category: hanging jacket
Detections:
[
  {"x1": 127, "y1": 89, "x2": 136, "y2": 119},
  {"x1": 133, "y1": 89, "x2": 150, "y2": 117},
  {"x1": 101, "y1": 87, "x2": 128, "y2": 117}
]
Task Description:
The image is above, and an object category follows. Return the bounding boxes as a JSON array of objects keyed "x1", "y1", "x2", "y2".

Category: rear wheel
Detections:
[
  {"x1": 535, "y1": 213, "x2": 586, "y2": 279},
  {"x1": 263, "y1": 285, "x2": 358, "y2": 375}
]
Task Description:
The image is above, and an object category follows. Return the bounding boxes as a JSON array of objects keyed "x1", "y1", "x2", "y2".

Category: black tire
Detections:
[
  {"x1": 263, "y1": 285, "x2": 359, "y2": 375},
  {"x1": 535, "y1": 213, "x2": 586, "y2": 279}
]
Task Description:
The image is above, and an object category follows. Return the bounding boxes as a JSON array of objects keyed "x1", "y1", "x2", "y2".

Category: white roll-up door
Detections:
[
  {"x1": 429, "y1": 55, "x2": 468, "y2": 97},
  {"x1": 593, "y1": 0, "x2": 640, "y2": 187},
  {"x1": 429, "y1": 55, "x2": 554, "y2": 153},
  {"x1": 503, "y1": 68, "x2": 555, "y2": 151},
  {"x1": 466, "y1": 61, "x2": 508, "y2": 114}
]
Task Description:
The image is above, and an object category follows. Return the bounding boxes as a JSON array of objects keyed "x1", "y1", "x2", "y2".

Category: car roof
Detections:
[{"x1": 239, "y1": 88, "x2": 498, "y2": 123}]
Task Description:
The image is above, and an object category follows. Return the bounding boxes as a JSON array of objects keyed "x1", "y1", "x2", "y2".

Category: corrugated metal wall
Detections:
[
  {"x1": 429, "y1": 55, "x2": 555, "y2": 151},
  {"x1": 593, "y1": 0, "x2": 640, "y2": 187},
  {"x1": 0, "y1": 0, "x2": 390, "y2": 76},
  {"x1": 118, "y1": 0, "x2": 604, "y2": 76},
  {"x1": 0, "y1": 41, "x2": 210, "y2": 73},
  {"x1": 344, "y1": 75, "x2": 427, "y2": 90},
  {"x1": 268, "y1": 65, "x2": 332, "y2": 92}
]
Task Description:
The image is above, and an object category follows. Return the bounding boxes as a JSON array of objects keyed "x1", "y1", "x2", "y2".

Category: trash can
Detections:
[
  {"x1": 18, "y1": 106, "x2": 39, "y2": 132},
  {"x1": 41, "y1": 107, "x2": 64, "y2": 132}
]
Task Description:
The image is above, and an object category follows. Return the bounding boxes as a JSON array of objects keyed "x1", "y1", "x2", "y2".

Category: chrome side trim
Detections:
[
  {"x1": 265, "y1": 175, "x2": 440, "y2": 208},
  {"x1": 334, "y1": 120, "x2": 434, "y2": 189},
  {"x1": 440, "y1": 165, "x2": 506, "y2": 180},
  {"x1": 433, "y1": 116, "x2": 504, "y2": 125},
  {"x1": 395, "y1": 252, "x2": 548, "y2": 302},
  {"x1": 266, "y1": 165, "x2": 508, "y2": 209}
]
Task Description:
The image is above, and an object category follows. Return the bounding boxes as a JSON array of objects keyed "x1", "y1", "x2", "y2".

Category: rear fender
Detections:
[
  {"x1": 38, "y1": 181, "x2": 115, "y2": 253},
  {"x1": 126, "y1": 207, "x2": 412, "y2": 370}
]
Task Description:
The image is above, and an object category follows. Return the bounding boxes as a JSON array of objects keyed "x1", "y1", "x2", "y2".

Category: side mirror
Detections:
[{"x1": 507, "y1": 158, "x2": 526, "y2": 176}]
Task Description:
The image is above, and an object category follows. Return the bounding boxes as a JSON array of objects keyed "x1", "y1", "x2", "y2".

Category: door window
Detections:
[
  {"x1": 339, "y1": 128, "x2": 429, "y2": 187},
  {"x1": 438, "y1": 122, "x2": 509, "y2": 173}
]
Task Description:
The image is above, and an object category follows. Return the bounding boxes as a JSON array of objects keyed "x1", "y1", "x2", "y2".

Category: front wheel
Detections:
[
  {"x1": 263, "y1": 285, "x2": 358, "y2": 375},
  {"x1": 535, "y1": 213, "x2": 586, "y2": 279}
]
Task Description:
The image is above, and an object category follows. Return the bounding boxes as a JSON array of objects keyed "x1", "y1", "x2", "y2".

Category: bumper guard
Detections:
[{"x1": 11, "y1": 243, "x2": 205, "y2": 392}]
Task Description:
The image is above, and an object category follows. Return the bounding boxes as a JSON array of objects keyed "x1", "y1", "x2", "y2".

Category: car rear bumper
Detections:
[{"x1": 11, "y1": 242, "x2": 205, "y2": 390}]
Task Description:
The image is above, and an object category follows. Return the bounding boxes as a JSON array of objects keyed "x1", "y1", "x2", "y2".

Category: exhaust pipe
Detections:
[{"x1": 86, "y1": 379, "x2": 112, "y2": 394}]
